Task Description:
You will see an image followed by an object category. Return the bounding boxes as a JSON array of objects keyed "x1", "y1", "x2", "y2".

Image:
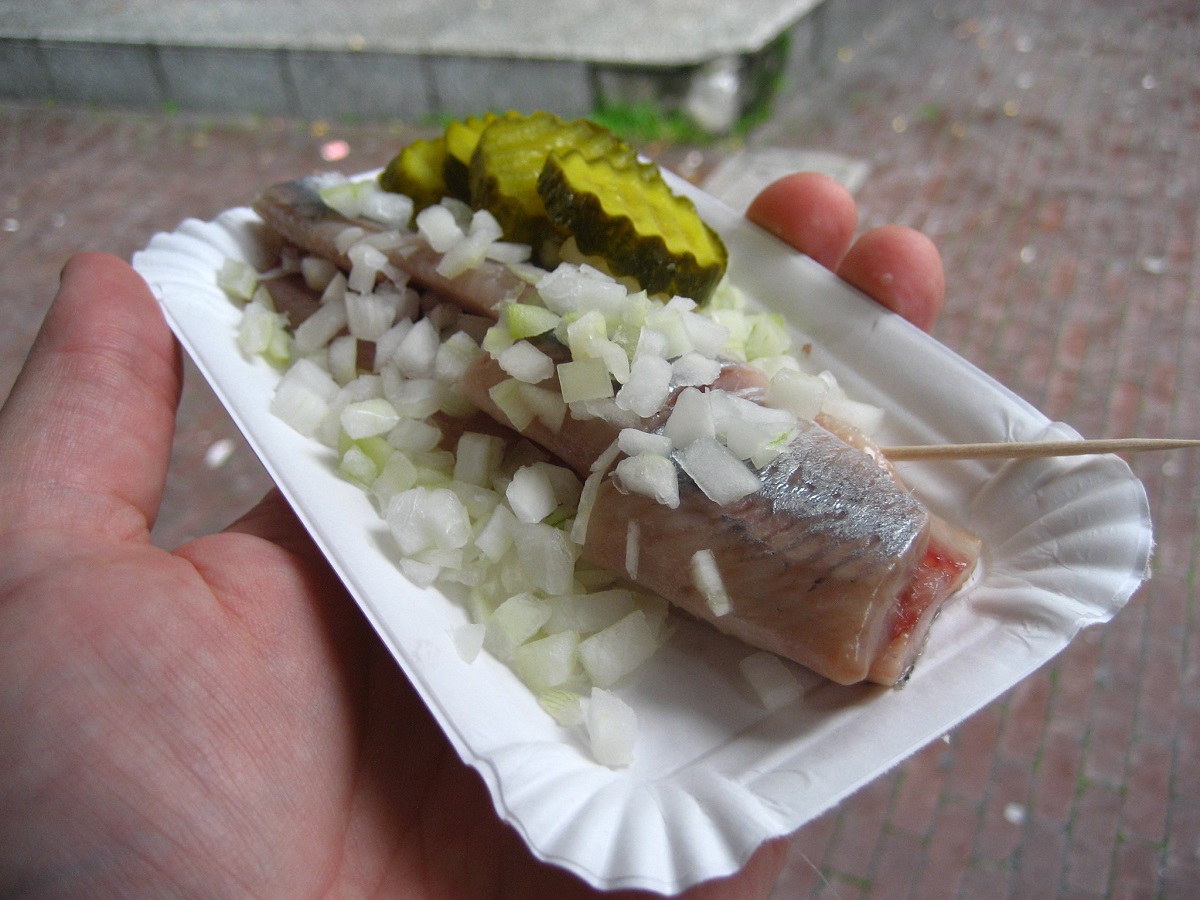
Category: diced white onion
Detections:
[
  {"x1": 360, "y1": 191, "x2": 414, "y2": 229},
  {"x1": 578, "y1": 611, "x2": 658, "y2": 689},
  {"x1": 556, "y1": 357, "x2": 614, "y2": 404},
  {"x1": 416, "y1": 204, "x2": 465, "y2": 252},
  {"x1": 690, "y1": 548, "x2": 733, "y2": 616},
  {"x1": 513, "y1": 631, "x2": 579, "y2": 693},
  {"x1": 739, "y1": 651, "x2": 801, "y2": 710},
  {"x1": 586, "y1": 688, "x2": 636, "y2": 768},
  {"x1": 671, "y1": 352, "x2": 722, "y2": 387},
  {"x1": 625, "y1": 520, "x2": 640, "y2": 579},
  {"x1": 452, "y1": 623, "x2": 487, "y2": 663},
  {"x1": 386, "y1": 487, "x2": 472, "y2": 557},
  {"x1": 613, "y1": 453, "x2": 679, "y2": 509},
  {"x1": 271, "y1": 358, "x2": 339, "y2": 437},
  {"x1": 498, "y1": 341, "x2": 555, "y2": 384},
  {"x1": 615, "y1": 355, "x2": 672, "y2": 417},
  {"x1": 394, "y1": 318, "x2": 440, "y2": 378},
  {"x1": 618, "y1": 428, "x2": 672, "y2": 458},
  {"x1": 544, "y1": 589, "x2": 636, "y2": 635},
  {"x1": 293, "y1": 296, "x2": 348, "y2": 355},
  {"x1": 217, "y1": 258, "x2": 258, "y2": 303},
  {"x1": 675, "y1": 438, "x2": 761, "y2": 505},
  {"x1": 341, "y1": 398, "x2": 400, "y2": 440},
  {"x1": 663, "y1": 387, "x2": 715, "y2": 448},
  {"x1": 506, "y1": 465, "x2": 558, "y2": 524}
]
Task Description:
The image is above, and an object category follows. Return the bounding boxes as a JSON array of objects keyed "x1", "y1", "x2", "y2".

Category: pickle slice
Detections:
[
  {"x1": 378, "y1": 136, "x2": 450, "y2": 212},
  {"x1": 443, "y1": 112, "x2": 518, "y2": 203},
  {"x1": 538, "y1": 149, "x2": 728, "y2": 301},
  {"x1": 469, "y1": 111, "x2": 637, "y2": 254}
]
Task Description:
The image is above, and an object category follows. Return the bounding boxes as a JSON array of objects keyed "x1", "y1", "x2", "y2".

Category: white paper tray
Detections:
[{"x1": 132, "y1": 175, "x2": 1152, "y2": 894}]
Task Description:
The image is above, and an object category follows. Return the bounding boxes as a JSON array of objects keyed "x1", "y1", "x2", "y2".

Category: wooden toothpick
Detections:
[{"x1": 881, "y1": 437, "x2": 1200, "y2": 462}]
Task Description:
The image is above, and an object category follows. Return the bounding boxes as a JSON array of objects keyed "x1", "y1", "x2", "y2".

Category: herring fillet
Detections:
[
  {"x1": 252, "y1": 175, "x2": 981, "y2": 686},
  {"x1": 462, "y1": 353, "x2": 980, "y2": 686}
]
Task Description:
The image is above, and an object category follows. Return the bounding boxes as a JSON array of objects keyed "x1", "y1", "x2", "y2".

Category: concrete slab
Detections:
[
  {"x1": 703, "y1": 147, "x2": 871, "y2": 211},
  {"x1": 0, "y1": 0, "x2": 823, "y2": 64},
  {"x1": 0, "y1": 0, "x2": 870, "y2": 132}
]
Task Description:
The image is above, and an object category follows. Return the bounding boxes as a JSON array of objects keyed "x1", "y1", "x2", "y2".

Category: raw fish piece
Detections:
[{"x1": 253, "y1": 175, "x2": 981, "y2": 685}]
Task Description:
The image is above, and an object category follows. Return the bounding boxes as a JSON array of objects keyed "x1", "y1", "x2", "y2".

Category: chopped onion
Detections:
[
  {"x1": 294, "y1": 296, "x2": 348, "y2": 355},
  {"x1": 506, "y1": 464, "x2": 558, "y2": 524},
  {"x1": 341, "y1": 397, "x2": 401, "y2": 440},
  {"x1": 625, "y1": 520, "x2": 641, "y2": 579},
  {"x1": 691, "y1": 548, "x2": 732, "y2": 616},
  {"x1": 452, "y1": 623, "x2": 487, "y2": 663},
  {"x1": 544, "y1": 589, "x2": 636, "y2": 635},
  {"x1": 671, "y1": 352, "x2": 722, "y2": 387},
  {"x1": 739, "y1": 651, "x2": 801, "y2": 710},
  {"x1": 675, "y1": 438, "x2": 761, "y2": 505},
  {"x1": 386, "y1": 486, "x2": 472, "y2": 556},
  {"x1": 346, "y1": 289, "x2": 399, "y2": 340},
  {"x1": 539, "y1": 689, "x2": 584, "y2": 726},
  {"x1": 394, "y1": 318, "x2": 440, "y2": 379},
  {"x1": 586, "y1": 688, "x2": 636, "y2": 768},
  {"x1": 617, "y1": 428, "x2": 672, "y2": 458},
  {"x1": 615, "y1": 355, "x2": 672, "y2": 417},
  {"x1": 271, "y1": 358, "x2": 339, "y2": 437},
  {"x1": 663, "y1": 387, "x2": 715, "y2": 448},
  {"x1": 613, "y1": 453, "x2": 679, "y2": 509},
  {"x1": 579, "y1": 611, "x2": 658, "y2": 689},
  {"x1": 498, "y1": 340, "x2": 555, "y2": 384},
  {"x1": 361, "y1": 190, "x2": 414, "y2": 229},
  {"x1": 217, "y1": 258, "x2": 258, "y2": 303},
  {"x1": 416, "y1": 203, "x2": 465, "y2": 252},
  {"x1": 485, "y1": 592, "x2": 552, "y2": 660},
  {"x1": 453, "y1": 432, "x2": 504, "y2": 487},
  {"x1": 513, "y1": 630, "x2": 579, "y2": 693},
  {"x1": 556, "y1": 357, "x2": 613, "y2": 404}
]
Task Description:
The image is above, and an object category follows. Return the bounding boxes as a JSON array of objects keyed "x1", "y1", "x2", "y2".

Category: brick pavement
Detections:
[{"x1": 1, "y1": 0, "x2": 1197, "y2": 896}]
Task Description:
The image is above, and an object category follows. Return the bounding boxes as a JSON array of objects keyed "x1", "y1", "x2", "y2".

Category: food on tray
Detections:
[{"x1": 232, "y1": 111, "x2": 980, "y2": 758}]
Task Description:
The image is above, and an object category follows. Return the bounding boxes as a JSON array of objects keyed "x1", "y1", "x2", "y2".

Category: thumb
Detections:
[{"x1": 0, "y1": 252, "x2": 182, "y2": 543}]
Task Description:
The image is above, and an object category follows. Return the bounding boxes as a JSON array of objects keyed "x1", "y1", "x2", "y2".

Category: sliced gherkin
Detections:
[
  {"x1": 378, "y1": 136, "x2": 450, "y2": 212},
  {"x1": 443, "y1": 111, "x2": 518, "y2": 203},
  {"x1": 538, "y1": 149, "x2": 728, "y2": 301},
  {"x1": 468, "y1": 111, "x2": 637, "y2": 254}
]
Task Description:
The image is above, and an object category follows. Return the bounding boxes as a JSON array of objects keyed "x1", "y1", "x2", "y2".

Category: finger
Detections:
[
  {"x1": 0, "y1": 252, "x2": 181, "y2": 541},
  {"x1": 223, "y1": 488, "x2": 323, "y2": 560},
  {"x1": 836, "y1": 225, "x2": 945, "y2": 331},
  {"x1": 744, "y1": 172, "x2": 858, "y2": 271}
]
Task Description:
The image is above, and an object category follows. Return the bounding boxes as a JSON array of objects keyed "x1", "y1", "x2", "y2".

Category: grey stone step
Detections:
[{"x1": 0, "y1": 0, "x2": 885, "y2": 132}]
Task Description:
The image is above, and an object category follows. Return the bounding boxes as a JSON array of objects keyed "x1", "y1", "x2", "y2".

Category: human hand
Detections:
[
  {"x1": 0, "y1": 173, "x2": 944, "y2": 898},
  {"x1": 746, "y1": 171, "x2": 945, "y2": 331}
]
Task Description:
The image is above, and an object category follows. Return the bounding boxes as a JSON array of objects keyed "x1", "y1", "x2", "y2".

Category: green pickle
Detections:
[
  {"x1": 379, "y1": 110, "x2": 728, "y2": 301},
  {"x1": 378, "y1": 136, "x2": 450, "y2": 212},
  {"x1": 443, "y1": 112, "x2": 515, "y2": 203},
  {"x1": 468, "y1": 111, "x2": 637, "y2": 254},
  {"x1": 539, "y1": 150, "x2": 727, "y2": 301}
]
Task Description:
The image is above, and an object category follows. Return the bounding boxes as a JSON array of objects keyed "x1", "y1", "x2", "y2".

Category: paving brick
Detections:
[
  {"x1": 1011, "y1": 816, "x2": 1068, "y2": 897},
  {"x1": 943, "y1": 704, "x2": 1004, "y2": 804},
  {"x1": 911, "y1": 797, "x2": 978, "y2": 899},
  {"x1": 1031, "y1": 721, "x2": 1085, "y2": 827},
  {"x1": 1063, "y1": 780, "x2": 1122, "y2": 894},
  {"x1": 1118, "y1": 738, "x2": 1172, "y2": 846},
  {"x1": 824, "y1": 774, "x2": 894, "y2": 881},
  {"x1": 887, "y1": 739, "x2": 951, "y2": 838}
]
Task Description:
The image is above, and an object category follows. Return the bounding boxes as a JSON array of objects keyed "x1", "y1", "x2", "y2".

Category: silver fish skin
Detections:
[{"x1": 253, "y1": 177, "x2": 536, "y2": 318}]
